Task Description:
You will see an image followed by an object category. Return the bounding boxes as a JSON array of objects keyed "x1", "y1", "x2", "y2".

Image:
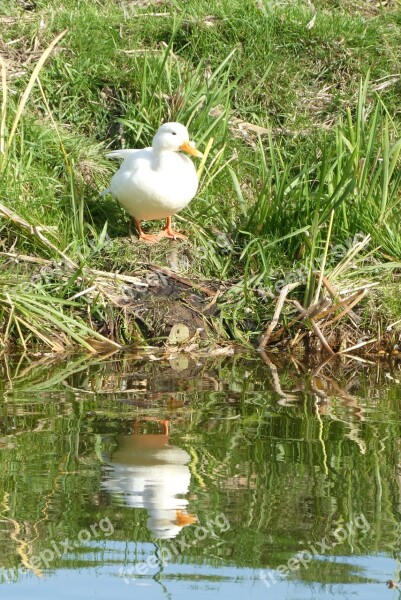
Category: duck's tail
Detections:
[
  {"x1": 106, "y1": 149, "x2": 140, "y2": 160},
  {"x1": 102, "y1": 149, "x2": 141, "y2": 195}
]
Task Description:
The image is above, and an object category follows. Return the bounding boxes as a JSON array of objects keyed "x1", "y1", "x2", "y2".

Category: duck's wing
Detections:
[
  {"x1": 106, "y1": 147, "x2": 153, "y2": 168},
  {"x1": 100, "y1": 148, "x2": 153, "y2": 197},
  {"x1": 106, "y1": 149, "x2": 141, "y2": 160}
]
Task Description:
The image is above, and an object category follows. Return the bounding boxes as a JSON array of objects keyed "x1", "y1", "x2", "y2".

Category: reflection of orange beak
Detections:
[
  {"x1": 175, "y1": 510, "x2": 197, "y2": 527},
  {"x1": 179, "y1": 141, "x2": 203, "y2": 158}
]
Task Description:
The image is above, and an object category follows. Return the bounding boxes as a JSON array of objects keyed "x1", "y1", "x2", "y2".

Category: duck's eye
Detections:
[{"x1": 171, "y1": 131, "x2": 177, "y2": 135}]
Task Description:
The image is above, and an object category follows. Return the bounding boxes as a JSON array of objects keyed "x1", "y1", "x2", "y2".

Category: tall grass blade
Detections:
[
  {"x1": 379, "y1": 116, "x2": 389, "y2": 223},
  {"x1": 3, "y1": 29, "x2": 67, "y2": 162},
  {"x1": 0, "y1": 55, "x2": 6, "y2": 155}
]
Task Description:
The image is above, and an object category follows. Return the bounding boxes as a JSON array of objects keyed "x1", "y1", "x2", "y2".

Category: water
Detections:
[{"x1": 1, "y1": 352, "x2": 401, "y2": 598}]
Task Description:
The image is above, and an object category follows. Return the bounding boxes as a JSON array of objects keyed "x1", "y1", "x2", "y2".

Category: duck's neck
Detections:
[{"x1": 152, "y1": 148, "x2": 180, "y2": 169}]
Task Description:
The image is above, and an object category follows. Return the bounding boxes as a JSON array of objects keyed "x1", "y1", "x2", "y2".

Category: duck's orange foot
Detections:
[
  {"x1": 134, "y1": 219, "x2": 160, "y2": 243},
  {"x1": 158, "y1": 228, "x2": 187, "y2": 240},
  {"x1": 138, "y1": 231, "x2": 160, "y2": 243},
  {"x1": 158, "y1": 216, "x2": 188, "y2": 240}
]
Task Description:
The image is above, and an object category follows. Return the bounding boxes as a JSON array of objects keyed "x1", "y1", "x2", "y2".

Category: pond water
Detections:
[{"x1": 1, "y1": 351, "x2": 401, "y2": 599}]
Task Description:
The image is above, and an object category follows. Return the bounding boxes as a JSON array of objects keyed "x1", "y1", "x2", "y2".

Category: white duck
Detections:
[{"x1": 102, "y1": 122, "x2": 203, "y2": 242}]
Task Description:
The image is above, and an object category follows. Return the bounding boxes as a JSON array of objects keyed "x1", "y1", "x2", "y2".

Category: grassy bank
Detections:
[{"x1": 1, "y1": 0, "x2": 401, "y2": 355}]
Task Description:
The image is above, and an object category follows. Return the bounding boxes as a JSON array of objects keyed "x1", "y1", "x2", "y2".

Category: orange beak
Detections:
[{"x1": 179, "y1": 141, "x2": 203, "y2": 158}]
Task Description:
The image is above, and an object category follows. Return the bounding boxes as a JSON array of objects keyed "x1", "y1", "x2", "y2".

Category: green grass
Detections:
[{"x1": 1, "y1": 0, "x2": 401, "y2": 351}]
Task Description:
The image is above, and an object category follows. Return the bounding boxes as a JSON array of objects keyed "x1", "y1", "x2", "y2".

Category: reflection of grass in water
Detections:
[
  {"x1": 0, "y1": 355, "x2": 401, "y2": 580},
  {"x1": 292, "y1": 559, "x2": 377, "y2": 585},
  {"x1": 123, "y1": 573, "x2": 239, "y2": 582}
]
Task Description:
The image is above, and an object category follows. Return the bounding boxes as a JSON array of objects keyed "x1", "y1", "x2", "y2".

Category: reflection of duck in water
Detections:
[{"x1": 102, "y1": 417, "x2": 196, "y2": 539}]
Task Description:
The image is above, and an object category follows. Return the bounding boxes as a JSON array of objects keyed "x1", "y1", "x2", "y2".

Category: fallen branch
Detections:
[
  {"x1": 324, "y1": 289, "x2": 367, "y2": 327},
  {"x1": 258, "y1": 281, "x2": 301, "y2": 350},
  {"x1": 268, "y1": 298, "x2": 330, "y2": 343},
  {"x1": 292, "y1": 298, "x2": 335, "y2": 355},
  {"x1": 337, "y1": 338, "x2": 377, "y2": 355},
  {"x1": 0, "y1": 251, "x2": 146, "y2": 287}
]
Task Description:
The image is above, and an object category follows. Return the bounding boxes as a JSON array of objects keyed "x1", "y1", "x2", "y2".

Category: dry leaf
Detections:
[{"x1": 168, "y1": 323, "x2": 190, "y2": 345}]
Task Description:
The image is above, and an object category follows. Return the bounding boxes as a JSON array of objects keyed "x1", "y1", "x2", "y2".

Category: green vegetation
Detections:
[{"x1": 1, "y1": 0, "x2": 401, "y2": 352}]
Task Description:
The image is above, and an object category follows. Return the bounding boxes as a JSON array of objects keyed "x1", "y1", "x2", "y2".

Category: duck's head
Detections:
[{"x1": 152, "y1": 122, "x2": 203, "y2": 157}]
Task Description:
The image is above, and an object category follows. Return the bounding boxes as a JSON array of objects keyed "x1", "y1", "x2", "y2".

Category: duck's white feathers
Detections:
[
  {"x1": 105, "y1": 148, "x2": 141, "y2": 162},
  {"x1": 102, "y1": 123, "x2": 199, "y2": 221}
]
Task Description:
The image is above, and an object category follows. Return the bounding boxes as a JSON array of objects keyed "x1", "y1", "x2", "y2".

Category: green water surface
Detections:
[{"x1": 0, "y1": 352, "x2": 400, "y2": 599}]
